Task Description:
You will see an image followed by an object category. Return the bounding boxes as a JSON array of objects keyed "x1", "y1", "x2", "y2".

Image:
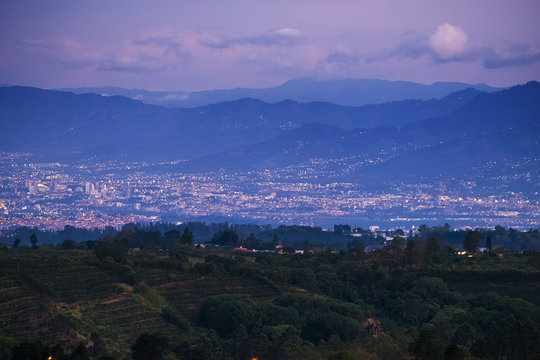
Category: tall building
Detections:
[{"x1": 85, "y1": 182, "x2": 94, "y2": 195}]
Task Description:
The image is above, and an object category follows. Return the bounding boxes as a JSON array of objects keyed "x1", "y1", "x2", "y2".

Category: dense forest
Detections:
[
  {"x1": 1, "y1": 225, "x2": 540, "y2": 359},
  {"x1": 2, "y1": 222, "x2": 539, "y2": 250}
]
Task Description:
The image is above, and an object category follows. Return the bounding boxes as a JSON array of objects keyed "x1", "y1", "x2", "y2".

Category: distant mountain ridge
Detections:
[
  {"x1": 1, "y1": 81, "x2": 538, "y2": 192},
  {"x1": 0, "y1": 85, "x2": 485, "y2": 160},
  {"x1": 190, "y1": 82, "x2": 540, "y2": 184},
  {"x1": 62, "y1": 77, "x2": 499, "y2": 107}
]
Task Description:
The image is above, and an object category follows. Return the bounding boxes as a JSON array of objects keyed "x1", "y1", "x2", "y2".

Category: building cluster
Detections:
[{"x1": 0, "y1": 158, "x2": 538, "y2": 230}]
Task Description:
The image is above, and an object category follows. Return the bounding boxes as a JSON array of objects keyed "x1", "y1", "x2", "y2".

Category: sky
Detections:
[{"x1": 1, "y1": 0, "x2": 539, "y2": 91}]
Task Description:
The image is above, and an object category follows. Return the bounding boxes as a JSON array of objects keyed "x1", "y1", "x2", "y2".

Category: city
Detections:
[{"x1": 1, "y1": 153, "x2": 538, "y2": 232}]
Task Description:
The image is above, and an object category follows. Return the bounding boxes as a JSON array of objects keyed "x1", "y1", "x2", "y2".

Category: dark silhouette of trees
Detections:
[
  {"x1": 11, "y1": 340, "x2": 49, "y2": 360},
  {"x1": 211, "y1": 230, "x2": 240, "y2": 247},
  {"x1": 69, "y1": 342, "x2": 89, "y2": 360},
  {"x1": 62, "y1": 239, "x2": 77, "y2": 249},
  {"x1": 163, "y1": 229, "x2": 180, "y2": 247},
  {"x1": 444, "y1": 344, "x2": 470, "y2": 360},
  {"x1": 30, "y1": 233, "x2": 38, "y2": 249},
  {"x1": 244, "y1": 233, "x2": 261, "y2": 249},
  {"x1": 272, "y1": 234, "x2": 280, "y2": 248},
  {"x1": 180, "y1": 227, "x2": 194, "y2": 246},
  {"x1": 12, "y1": 238, "x2": 20, "y2": 248},
  {"x1": 486, "y1": 235, "x2": 492, "y2": 252},
  {"x1": 463, "y1": 230, "x2": 481, "y2": 253},
  {"x1": 94, "y1": 241, "x2": 128, "y2": 263},
  {"x1": 412, "y1": 327, "x2": 445, "y2": 360},
  {"x1": 131, "y1": 332, "x2": 168, "y2": 360},
  {"x1": 198, "y1": 295, "x2": 257, "y2": 337}
]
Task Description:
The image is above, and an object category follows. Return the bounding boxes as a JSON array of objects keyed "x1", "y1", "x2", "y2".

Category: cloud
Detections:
[
  {"x1": 366, "y1": 23, "x2": 540, "y2": 70},
  {"x1": 429, "y1": 23, "x2": 469, "y2": 60},
  {"x1": 95, "y1": 30, "x2": 201, "y2": 73},
  {"x1": 483, "y1": 45, "x2": 540, "y2": 68},
  {"x1": 366, "y1": 33, "x2": 430, "y2": 63},
  {"x1": 367, "y1": 24, "x2": 472, "y2": 64},
  {"x1": 97, "y1": 56, "x2": 162, "y2": 73},
  {"x1": 327, "y1": 44, "x2": 360, "y2": 65},
  {"x1": 18, "y1": 38, "x2": 98, "y2": 68},
  {"x1": 202, "y1": 28, "x2": 305, "y2": 49}
]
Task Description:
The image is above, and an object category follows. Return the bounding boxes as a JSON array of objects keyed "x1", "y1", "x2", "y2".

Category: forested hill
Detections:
[
  {"x1": 0, "y1": 243, "x2": 539, "y2": 359},
  {"x1": 63, "y1": 77, "x2": 499, "y2": 108},
  {"x1": 0, "y1": 84, "x2": 485, "y2": 161}
]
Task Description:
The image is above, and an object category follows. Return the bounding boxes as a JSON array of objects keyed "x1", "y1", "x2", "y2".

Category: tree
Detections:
[
  {"x1": 412, "y1": 328, "x2": 445, "y2": 360},
  {"x1": 272, "y1": 234, "x2": 280, "y2": 248},
  {"x1": 11, "y1": 340, "x2": 48, "y2": 360},
  {"x1": 131, "y1": 332, "x2": 168, "y2": 360},
  {"x1": 463, "y1": 231, "x2": 481, "y2": 253},
  {"x1": 391, "y1": 236, "x2": 406, "y2": 250},
  {"x1": 444, "y1": 344, "x2": 470, "y2": 360},
  {"x1": 486, "y1": 235, "x2": 492, "y2": 252},
  {"x1": 94, "y1": 241, "x2": 128, "y2": 263},
  {"x1": 163, "y1": 229, "x2": 180, "y2": 247},
  {"x1": 62, "y1": 239, "x2": 77, "y2": 250},
  {"x1": 198, "y1": 295, "x2": 257, "y2": 337},
  {"x1": 181, "y1": 227, "x2": 194, "y2": 246},
  {"x1": 12, "y1": 238, "x2": 20, "y2": 248},
  {"x1": 30, "y1": 233, "x2": 38, "y2": 249},
  {"x1": 244, "y1": 233, "x2": 261, "y2": 249},
  {"x1": 0, "y1": 335, "x2": 16, "y2": 360},
  {"x1": 69, "y1": 342, "x2": 89, "y2": 360},
  {"x1": 211, "y1": 230, "x2": 239, "y2": 247},
  {"x1": 346, "y1": 238, "x2": 365, "y2": 255}
]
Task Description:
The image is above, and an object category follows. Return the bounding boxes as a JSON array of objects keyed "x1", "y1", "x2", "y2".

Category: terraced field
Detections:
[
  {"x1": 0, "y1": 248, "x2": 282, "y2": 353},
  {"x1": 160, "y1": 273, "x2": 280, "y2": 311}
]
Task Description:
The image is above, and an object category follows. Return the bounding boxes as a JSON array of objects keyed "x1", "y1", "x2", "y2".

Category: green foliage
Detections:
[
  {"x1": 163, "y1": 229, "x2": 180, "y2": 247},
  {"x1": 444, "y1": 344, "x2": 470, "y2": 360},
  {"x1": 11, "y1": 340, "x2": 48, "y2": 360},
  {"x1": 94, "y1": 241, "x2": 128, "y2": 263},
  {"x1": 463, "y1": 231, "x2": 481, "y2": 253},
  {"x1": 0, "y1": 335, "x2": 15, "y2": 360},
  {"x1": 180, "y1": 227, "x2": 195, "y2": 246},
  {"x1": 391, "y1": 236, "x2": 406, "y2": 250},
  {"x1": 259, "y1": 303, "x2": 301, "y2": 328},
  {"x1": 412, "y1": 327, "x2": 445, "y2": 360},
  {"x1": 62, "y1": 239, "x2": 77, "y2": 250},
  {"x1": 198, "y1": 294, "x2": 258, "y2": 337},
  {"x1": 303, "y1": 312, "x2": 362, "y2": 343},
  {"x1": 211, "y1": 229, "x2": 240, "y2": 247},
  {"x1": 161, "y1": 305, "x2": 190, "y2": 329},
  {"x1": 131, "y1": 332, "x2": 169, "y2": 360},
  {"x1": 2, "y1": 239, "x2": 540, "y2": 359},
  {"x1": 69, "y1": 342, "x2": 89, "y2": 360},
  {"x1": 327, "y1": 350, "x2": 355, "y2": 360},
  {"x1": 30, "y1": 233, "x2": 38, "y2": 249},
  {"x1": 135, "y1": 281, "x2": 166, "y2": 310},
  {"x1": 486, "y1": 235, "x2": 492, "y2": 252}
]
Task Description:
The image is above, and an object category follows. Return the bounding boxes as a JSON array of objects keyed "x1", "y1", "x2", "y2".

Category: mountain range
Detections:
[
  {"x1": 1, "y1": 81, "x2": 538, "y2": 191},
  {"x1": 61, "y1": 77, "x2": 499, "y2": 108}
]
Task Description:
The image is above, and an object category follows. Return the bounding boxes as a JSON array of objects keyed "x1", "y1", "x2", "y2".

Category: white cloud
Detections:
[{"x1": 429, "y1": 23, "x2": 468, "y2": 60}]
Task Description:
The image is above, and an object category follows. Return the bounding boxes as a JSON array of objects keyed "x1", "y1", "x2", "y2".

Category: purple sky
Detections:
[{"x1": 1, "y1": 0, "x2": 539, "y2": 91}]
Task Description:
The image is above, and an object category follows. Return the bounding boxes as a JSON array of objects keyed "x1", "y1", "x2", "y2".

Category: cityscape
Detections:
[
  {"x1": 1, "y1": 152, "x2": 537, "y2": 232},
  {"x1": 1, "y1": 1, "x2": 540, "y2": 358}
]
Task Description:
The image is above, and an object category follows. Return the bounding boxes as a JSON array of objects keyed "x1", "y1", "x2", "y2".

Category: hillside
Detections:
[
  {"x1": 63, "y1": 77, "x2": 498, "y2": 107},
  {"x1": 0, "y1": 85, "x2": 484, "y2": 162},
  {"x1": 192, "y1": 82, "x2": 540, "y2": 179},
  {"x1": 1, "y1": 244, "x2": 539, "y2": 359}
]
